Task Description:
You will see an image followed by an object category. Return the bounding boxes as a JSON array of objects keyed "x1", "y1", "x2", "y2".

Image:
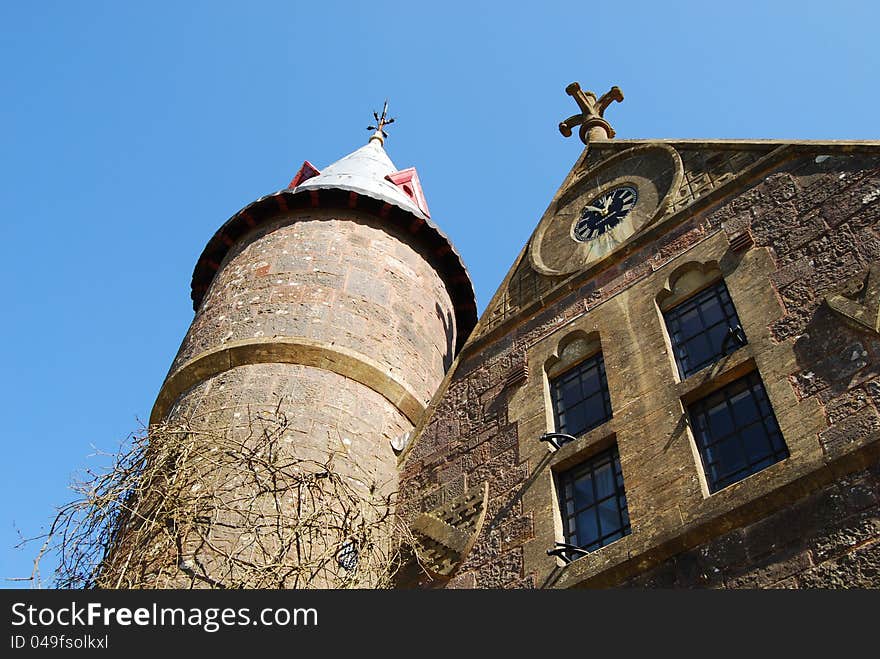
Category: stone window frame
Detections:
[
  {"x1": 656, "y1": 258, "x2": 793, "y2": 499},
  {"x1": 554, "y1": 443, "x2": 632, "y2": 560},
  {"x1": 547, "y1": 349, "x2": 613, "y2": 442},
  {"x1": 663, "y1": 278, "x2": 747, "y2": 379},
  {"x1": 676, "y1": 356, "x2": 790, "y2": 499},
  {"x1": 684, "y1": 369, "x2": 790, "y2": 494},
  {"x1": 536, "y1": 329, "x2": 631, "y2": 565},
  {"x1": 656, "y1": 260, "x2": 748, "y2": 382},
  {"x1": 542, "y1": 330, "x2": 609, "y2": 437}
]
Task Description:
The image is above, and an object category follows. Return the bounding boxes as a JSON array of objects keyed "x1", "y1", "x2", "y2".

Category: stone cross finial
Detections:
[
  {"x1": 367, "y1": 99, "x2": 395, "y2": 145},
  {"x1": 559, "y1": 82, "x2": 624, "y2": 146}
]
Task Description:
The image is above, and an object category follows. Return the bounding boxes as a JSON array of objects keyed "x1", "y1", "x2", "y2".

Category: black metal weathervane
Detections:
[{"x1": 367, "y1": 99, "x2": 395, "y2": 144}]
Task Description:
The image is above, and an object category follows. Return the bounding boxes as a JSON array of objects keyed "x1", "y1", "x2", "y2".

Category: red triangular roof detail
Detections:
[
  {"x1": 288, "y1": 160, "x2": 321, "y2": 189},
  {"x1": 386, "y1": 167, "x2": 431, "y2": 218}
]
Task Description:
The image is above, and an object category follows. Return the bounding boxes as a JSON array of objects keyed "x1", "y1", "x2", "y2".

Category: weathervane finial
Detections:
[{"x1": 367, "y1": 99, "x2": 395, "y2": 145}]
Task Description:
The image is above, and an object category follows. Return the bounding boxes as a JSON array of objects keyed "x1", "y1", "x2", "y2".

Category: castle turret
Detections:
[{"x1": 108, "y1": 118, "x2": 476, "y2": 588}]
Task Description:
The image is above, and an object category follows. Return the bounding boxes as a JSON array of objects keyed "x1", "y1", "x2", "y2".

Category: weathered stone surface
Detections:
[
  {"x1": 818, "y1": 406, "x2": 880, "y2": 456},
  {"x1": 797, "y1": 542, "x2": 880, "y2": 588},
  {"x1": 618, "y1": 465, "x2": 880, "y2": 588},
  {"x1": 812, "y1": 516, "x2": 880, "y2": 562},
  {"x1": 169, "y1": 210, "x2": 456, "y2": 405},
  {"x1": 400, "y1": 145, "x2": 880, "y2": 589},
  {"x1": 136, "y1": 188, "x2": 464, "y2": 587},
  {"x1": 473, "y1": 548, "x2": 524, "y2": 588}
]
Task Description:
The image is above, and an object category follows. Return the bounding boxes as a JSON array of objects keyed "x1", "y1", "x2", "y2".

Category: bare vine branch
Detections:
[{"x1": 21, "y1": 408, "x2": 419, "y2": 589}]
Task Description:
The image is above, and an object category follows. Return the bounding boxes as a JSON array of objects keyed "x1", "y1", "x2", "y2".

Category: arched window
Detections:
[
  {"x1": 658, "y1": 262, "x2": 747, "y2": 379},
  {"x1": 545, "y1": 332, "x2": 611, "y2": 441}
]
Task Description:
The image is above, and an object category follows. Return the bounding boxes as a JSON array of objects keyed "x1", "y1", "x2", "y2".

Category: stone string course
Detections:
[
  {"x1": 171, "y1": 210, "x2": 456, "y2": 406},
  {"x1": 619, "y1": 463, "x2": 880, "y2": 588}
]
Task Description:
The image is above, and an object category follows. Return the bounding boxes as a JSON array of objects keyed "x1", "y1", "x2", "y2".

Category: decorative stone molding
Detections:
[
  {"x1": 825, "y1": 264, "x2": 880, "y2": 336},
  {"x1": 544, "y1": 330, "x2": 602, "y2": 380},
  {"x1": 558, "y1": 81, "x2": 624, "y2": 145},
  {"x1": 656, "y1": 260, "x2": 722, "y2": 311},
  {"x1": 151, "y1": 337, "x2": 426, "y2": 426},
  {"x1": 728, "y1": 229, "x2": 754, "y2": 252},
  {"x1": 504, "y1": 359, "x2": 530, "y2": 388},
  {"x1": 410, "y1": 483, "x2": 489, "y2": 578}
]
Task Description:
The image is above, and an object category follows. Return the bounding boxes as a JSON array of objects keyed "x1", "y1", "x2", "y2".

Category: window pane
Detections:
[
  {"x1": 551, "y1": 352, "x2": 612, "y2": 437},
  {"x1": 706, "y1": 401, "x2": 735, "y2": 439},
  {"x1": 683, "y1": 335, "x2": 715, "y2": 372},
  {"x1": 557, "y1": 446, "x2": 631, "y2": 560},
  {"x1": 580, "y1": 367, "x2": 601, "y2": 396},
  {"x1": 582, "y1": 396, "x2": 609, "y2": 431},
  {"x1": 575, "y1": 510, "x2": 600, "y2": 547},
  {"x1": 713, "y1": 437, "x2": 747, "y2": 478},
  {"x1": 757, "y1": 395, "x2": 773, "y2": 418},
  {"x1": 664, "y1": 279, "x2": 747, "y2": 378},
  {"x1": 700, "y1": 295, "x2": 725, "y2": 326},
  {"x1": 560, "y1": 377, "x2": 582, "y2": 410},
  {"x1": 573, "y1": 473, "x2": 595, "y2": 507},
  {"x1": 603, "y1": 530, "x2": 624, "y2": 544},
  {"x1": 768, "y1": 429, "x2": 787, "y2": 455},
  {"x1": 564, "y1": 404, "x2": 588, "y2": 437},
  {"x1": 740, "y1": 422, "x2": 774, "y2": 464},
  {"x1": 597, "y1": 497, "x2": 621, "y2": 535},
  {"x1": 706, "y1": 322, "x2": 730, "y2": 355},
  {"x1": 730, "y1": 389, "x2": 761, "y2": 426},
  {"x1": 688, "y1": 372, "x2": 788, "y2": 493},
  {"x1": 593, "y1": 462, "x2": 616, "y2": 500},
  {"x1": 678, "y1": 307, "x2": 704, "y2": 340}
]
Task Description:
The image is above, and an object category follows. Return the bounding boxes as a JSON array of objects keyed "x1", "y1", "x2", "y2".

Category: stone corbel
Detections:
[
  {"x1": 825, "y1": 264, "x2": 880, "y2": 335},
  {"x1": 410, "y1": 482, "x2": 489, "y2": 578}
]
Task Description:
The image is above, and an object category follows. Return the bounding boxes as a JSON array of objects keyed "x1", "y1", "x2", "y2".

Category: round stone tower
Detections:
[{"x1": 112, "y1": 128, "x2": 475, "y2": 588}]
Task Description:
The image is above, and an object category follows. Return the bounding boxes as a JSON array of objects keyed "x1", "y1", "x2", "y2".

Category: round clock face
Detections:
[
  {"x1": 573, "y1": 185, "x2": 639, "y2": 242},
  {"x1": 529, "y1": 144, "x2": 683, "y2": 276}
]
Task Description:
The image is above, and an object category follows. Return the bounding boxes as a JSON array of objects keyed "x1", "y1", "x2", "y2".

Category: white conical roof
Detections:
[{"x1": 292, "y1": 139, "x2": 428, "y2": 220}]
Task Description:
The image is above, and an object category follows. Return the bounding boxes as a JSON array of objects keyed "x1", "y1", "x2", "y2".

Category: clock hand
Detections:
[
  {"x1": 590, "y1": 217, "x2": 609, "y2": 238},
  {"x1": 583, "y1": 205, "x2": 605, "y2": 213}
]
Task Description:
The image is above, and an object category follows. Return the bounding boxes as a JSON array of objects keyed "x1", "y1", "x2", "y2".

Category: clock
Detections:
[
  {"x1": 574, "y1": 185, "x2": 639, "y2": 242},
  {"x1": 530, "y1": 144, "x2": 683, "y2": 276}
]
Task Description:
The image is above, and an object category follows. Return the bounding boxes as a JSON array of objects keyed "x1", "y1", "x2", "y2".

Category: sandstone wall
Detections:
[
  {"x1": 400, "y1": 148, "x2": 880, "y2": 589},
  {"x1": 134, "y1": 207, "x2": 458, "y2": 588},
  {"x1": 171, "y1": 209, "x2": 456, "y2": 405}
]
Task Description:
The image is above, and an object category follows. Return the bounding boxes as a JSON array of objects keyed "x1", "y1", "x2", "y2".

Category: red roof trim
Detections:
[
  {"x1": 288, "y1": 160, "x2": 321, "y2": 189},
  {"x1": 386, "y1": 167, "x2": 431, "y2": 218}
]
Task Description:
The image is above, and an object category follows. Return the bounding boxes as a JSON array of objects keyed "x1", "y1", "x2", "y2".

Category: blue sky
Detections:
[{"x1": 1, "y1": 1, "x2": 877, "y2": 586}]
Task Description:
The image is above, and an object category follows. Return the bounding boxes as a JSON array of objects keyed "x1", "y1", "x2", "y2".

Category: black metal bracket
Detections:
[
  {"x1": 721, "y1": 324, "x2": 747, "y2": 356},
  {"x1": 546, "y1": 542, "x2": 591, "y2": 564},
  {"x1": 539, "y1": 432, "x2": 577, "y2": 450}
]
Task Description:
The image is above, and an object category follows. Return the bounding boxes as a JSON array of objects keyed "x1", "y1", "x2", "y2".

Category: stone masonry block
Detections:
[{"x1": 818, "y1": 405, "x2": 880, "y2": 456}]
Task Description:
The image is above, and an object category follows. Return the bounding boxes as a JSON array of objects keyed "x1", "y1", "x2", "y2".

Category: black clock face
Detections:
[{"x1": 573, "y1": 185, "x2": 639, "y2": 242}]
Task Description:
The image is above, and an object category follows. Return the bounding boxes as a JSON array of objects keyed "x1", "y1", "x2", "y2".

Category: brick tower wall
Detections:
[
  {"x1": 129, "y1": 207, "x2": 457, "y2": 588},
  {"x1": 161, "y1": 207, "x2": 457, "y2": 489},
  {"x1": 172, "y1": 208, "x2": 456, "y2": 401}
]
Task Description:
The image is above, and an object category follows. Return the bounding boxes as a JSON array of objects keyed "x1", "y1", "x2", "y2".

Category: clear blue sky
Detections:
[{"x1": 2, "y1": 1, "x2": 877, "y2": 586}]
